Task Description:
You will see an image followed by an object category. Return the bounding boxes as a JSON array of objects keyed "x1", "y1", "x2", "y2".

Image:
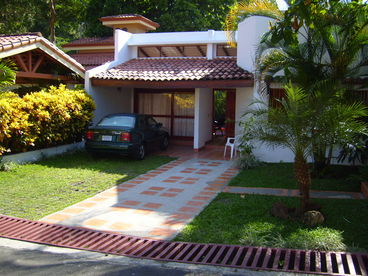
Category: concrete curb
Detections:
[{"x1": 0, "y1": 141, "x2": 85, "y2": 165}]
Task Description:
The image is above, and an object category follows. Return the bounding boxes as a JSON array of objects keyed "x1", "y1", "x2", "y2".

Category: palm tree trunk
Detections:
[{"x1": 294, "y1": 153, "x2": 311, "y2": 212}]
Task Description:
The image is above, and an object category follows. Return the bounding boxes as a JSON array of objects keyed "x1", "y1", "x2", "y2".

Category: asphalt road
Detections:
[{"x1": 0, "y1": 238, "x2": 310, "y2": 276}]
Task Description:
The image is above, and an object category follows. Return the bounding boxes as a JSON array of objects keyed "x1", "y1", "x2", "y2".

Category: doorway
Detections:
[{"x1": 212, "y1": 89, "x2": 236, "y2": 144}]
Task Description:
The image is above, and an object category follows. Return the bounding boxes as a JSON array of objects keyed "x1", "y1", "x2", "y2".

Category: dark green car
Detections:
[{"x1": 85, "y1": 113, "x2": 169, "y2": 160}]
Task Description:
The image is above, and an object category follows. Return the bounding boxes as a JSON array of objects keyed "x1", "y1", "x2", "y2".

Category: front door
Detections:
[
  {"x1": 225, "y1": 89, "x2": 236, "y2": 137},
  {"x1": 134, "y1": 89, "x2": 195, "y2": 138}
]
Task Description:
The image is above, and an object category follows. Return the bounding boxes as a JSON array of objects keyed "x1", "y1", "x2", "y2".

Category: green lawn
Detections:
[
  {"x1": 229, "y1": 163, "x2": 361, "y2": 192},
  {"x1": 0, "y1": 151, "x2": 173, "y2": 220},
  {"x1": 175, "y1": 193, "x2": 368, "y2": 252}
]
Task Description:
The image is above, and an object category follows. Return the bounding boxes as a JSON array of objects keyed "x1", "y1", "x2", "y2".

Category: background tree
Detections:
[
  {"x1": 226, "y1": 0, "x2": 368, "y2": 174},
  {"x1": 0, "y1": 0, "x2": 89, "y2": 45},
  {"x1": 84, "y1": 0, "x2": 236, "y2": 36},
  {"x1": 1, "y1": 0, "x2": 236, "y2": 44}
]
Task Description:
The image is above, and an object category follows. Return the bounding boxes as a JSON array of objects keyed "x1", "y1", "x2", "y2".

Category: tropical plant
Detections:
[
  {"x1": 225, "y1": 0, "x2": 368, "y2": 173},
  {"x1": 0, "y1": 59, "x2": 16, "y2": 88},
  {"x1": 237, "y1": 117, "x2": 262, "y2": 169},
  {"x1": 246, "y1": 83, "x2": 367, "y2": 211}
]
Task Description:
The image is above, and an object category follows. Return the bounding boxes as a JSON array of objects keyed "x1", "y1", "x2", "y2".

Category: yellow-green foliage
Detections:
[{"x1": 0, "y1": 85, "x2": 95, "y2": 155}]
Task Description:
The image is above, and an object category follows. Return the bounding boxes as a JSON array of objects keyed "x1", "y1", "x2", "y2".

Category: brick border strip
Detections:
[{"x1": 0, "y1": 215, "x2": 367, "y2": 275}]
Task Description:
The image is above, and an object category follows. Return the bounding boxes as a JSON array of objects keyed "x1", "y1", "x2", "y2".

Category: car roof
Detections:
[{"x1": 103, "y1": 113, "x2": 147, "y2": 118}]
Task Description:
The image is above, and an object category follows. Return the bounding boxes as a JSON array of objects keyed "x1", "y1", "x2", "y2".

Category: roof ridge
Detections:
[
  {"x1": 135, "y1": 57, "x2": 237, "y2": 60},
  {"x1": 0, "y1": 32, "x2": 42, "y2": 38}
]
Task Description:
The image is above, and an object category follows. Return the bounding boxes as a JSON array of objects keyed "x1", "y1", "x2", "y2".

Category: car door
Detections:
[{"x1": 145, "y1": 116, "x2": 161, "y2": 147}]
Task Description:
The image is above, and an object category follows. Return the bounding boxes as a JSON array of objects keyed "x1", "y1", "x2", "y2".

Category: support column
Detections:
[{"x1": 194, "y1": 88, "x2": 213, "y2": 151}]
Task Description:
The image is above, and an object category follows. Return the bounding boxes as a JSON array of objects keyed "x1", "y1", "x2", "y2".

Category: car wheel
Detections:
[
  {"x1": 159, "y1": 135, "x2": 169, "y2": 150},
  {"x1": 134, "y1": 143, "x2": 146, "y2": 160}
]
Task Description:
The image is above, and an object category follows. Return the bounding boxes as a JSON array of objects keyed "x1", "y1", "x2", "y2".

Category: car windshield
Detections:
[{"x1": 97, "y1": 115, "x2": 135, "y2": 128}]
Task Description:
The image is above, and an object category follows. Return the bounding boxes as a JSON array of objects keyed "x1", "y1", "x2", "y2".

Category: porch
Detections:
[{"x1": 87, "y1": 57, "x2": 254, "y2": 152}]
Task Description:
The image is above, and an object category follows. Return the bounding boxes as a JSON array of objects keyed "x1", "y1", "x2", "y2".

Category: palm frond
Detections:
[
  {"x1": 0, "y1": 59, "x2": 16, "y2": 88},
  {"x1": 225, "y1": 0, "x2": 283, "y2": 46}
]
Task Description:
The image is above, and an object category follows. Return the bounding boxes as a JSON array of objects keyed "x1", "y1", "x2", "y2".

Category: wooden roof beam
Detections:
[
  {"x1": 197, "y1": 46, "x2": 205, "y2": 57},
  {"x1": 27, "y1": 51, "x2": 32, "y2": 71},
  {"x1": 139, "y1": 48, "x2": 150, "y2": 57},
  {"x1": 223, "y1": 46, "x2": 230, "y2": 56},
  {"x1": 16, "y1": 71, "x2": 74, "y2": 81},
  {"x1": 15, "y1": 54, "x2": 28, "y2": 72},
  {"x1": 176, "y1": 46, "x2": 186, "y2": 57},
  {"x1": 32, "y1": 54, "x2": 45, "y2": 72}
]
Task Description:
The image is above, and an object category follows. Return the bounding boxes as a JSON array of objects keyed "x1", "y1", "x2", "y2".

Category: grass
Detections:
[
  {"x1": 229, "y1": 163, "x2": 361, "y2": 192},
  {"x1": 175, "y1": 193, "x2": 368, "y2": 252},
  {"x1": 0, "y1": 150, "x2": 174, "y2": 220}
]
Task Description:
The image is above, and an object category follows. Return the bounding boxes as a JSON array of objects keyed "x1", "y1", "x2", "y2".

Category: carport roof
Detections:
[{"x1": 0, "y1": 33, "x2": 85, "y2": 76}]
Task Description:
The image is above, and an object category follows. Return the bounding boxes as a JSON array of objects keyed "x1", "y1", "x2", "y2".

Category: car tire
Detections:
[
  {"x1": 159, "y1": 135, "x2": 169, "y2": 150},
  {"x1": 133, "y1": 143, "x2": 146, "y2": 160}
]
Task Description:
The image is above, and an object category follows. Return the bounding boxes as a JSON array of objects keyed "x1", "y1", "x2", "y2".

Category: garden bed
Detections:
[
  {"x1": 0, "y1": 150, "x2": 174, "y2": 220},
  {"x1": 175, "y1": 193, "x2": 368, "y2": 252}
]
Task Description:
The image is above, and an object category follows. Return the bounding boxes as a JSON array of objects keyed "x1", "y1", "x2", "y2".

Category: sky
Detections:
[{"x1": 276, "y1": 0, "x2": 289, "y2": 10}]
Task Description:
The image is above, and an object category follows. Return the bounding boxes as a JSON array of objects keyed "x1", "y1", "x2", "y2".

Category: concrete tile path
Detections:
[{"x1": 40, "y1": 157, "x2": 239, "y2": 240}]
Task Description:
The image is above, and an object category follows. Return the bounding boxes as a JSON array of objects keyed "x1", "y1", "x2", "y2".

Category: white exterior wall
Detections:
[
  {"x1": 114, "y1": 29, "x2": 137, "y2": 62},
  {"x1": 236, "y1": 16, "x2": 273, "y2": 72},
  {"x1": 89, "y1": 86, "x2": 133, "y2": 124},
  {"x1": 235, "y1": 87, "x2": 295, "y2": 163},
  {"x1": 235, "y1": 16, "x2": 296, "y2": 163},
  {"x1": 128, "y1": 30, "x2": 229, "y2": 46},
  {"x1": 194, "y1": 88, "x2": 213, "y2": 150}
]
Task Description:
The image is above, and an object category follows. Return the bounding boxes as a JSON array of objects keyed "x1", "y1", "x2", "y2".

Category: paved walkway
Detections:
[
  {"x1": 40, "y1": 158, "x2": 238, "y2": 240},
  {"x1": 224, "y1": 186, "x2": 366, "y2": 199}
]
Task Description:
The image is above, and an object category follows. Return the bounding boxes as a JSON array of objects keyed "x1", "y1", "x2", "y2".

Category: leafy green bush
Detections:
[{"x1": 0, "y1": 85, "x2": 95, "y2": 155}]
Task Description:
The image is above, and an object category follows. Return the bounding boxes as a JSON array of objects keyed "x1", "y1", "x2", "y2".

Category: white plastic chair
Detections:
[{"x1": 223, "y1": 135, "x2": 241, "y2": 159}]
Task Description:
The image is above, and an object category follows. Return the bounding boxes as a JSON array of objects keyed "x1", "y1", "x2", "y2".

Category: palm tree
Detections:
[
  {"x1": 0, "y1": 59, "x2": 16, "y2": 88},
  {"x1": 247, "y1": 83, "x2": 367, "y2": 211}
]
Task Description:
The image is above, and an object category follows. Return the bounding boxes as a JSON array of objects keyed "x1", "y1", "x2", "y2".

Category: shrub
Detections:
[{"x1": 0, "y1": 85, "x2": 95, "y2": 155}]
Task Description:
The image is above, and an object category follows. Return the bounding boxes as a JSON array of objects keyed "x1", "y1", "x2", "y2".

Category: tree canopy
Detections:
[{"x1": 0, "y1": 0, "x2": 236, "y2": 43}]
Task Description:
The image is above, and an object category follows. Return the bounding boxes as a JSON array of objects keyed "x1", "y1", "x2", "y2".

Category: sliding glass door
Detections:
[{"x1": 135, "y1": 90, "x2": 195, "y2": 138}]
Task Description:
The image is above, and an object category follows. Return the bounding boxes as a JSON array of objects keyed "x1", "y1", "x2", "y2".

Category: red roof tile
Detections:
[
  {"x1": 92, "y1": 58, "x2": 252, "y2": 81},
  {"x1": 0, "y1": 33, "x2": 42, "y2": 50},
  {"x1": 70, "y1": 53, "x2": 114, "y2": 69},
  {"x1": 99, "y1": 14, "x2": 160, "y2": 28},
  {"x1": 0, "y1": 33, "x2": 85, "y2": 74},
  {"x1": 63, "y1": 36, "x2": 114, "y2": 48}
]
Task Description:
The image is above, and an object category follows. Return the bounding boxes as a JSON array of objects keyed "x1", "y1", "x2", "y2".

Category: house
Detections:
[
  {"x1": 78, "y1": 14, "x2": 294, "y2": 162},
  {"x1": 0, "y1": 33, "x2": 84, "y2": 87}
]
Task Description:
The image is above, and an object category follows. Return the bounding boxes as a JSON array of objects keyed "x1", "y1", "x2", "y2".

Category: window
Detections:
[
  {"x1": 269, "y1": 88, "x2": 286, "y2": 108},
  {"x1": 147, "y1": 117, "x2": 158, "y2": 128},
  {"x1": 98, "y1": 115, "x2": 135, "y2": 127}
]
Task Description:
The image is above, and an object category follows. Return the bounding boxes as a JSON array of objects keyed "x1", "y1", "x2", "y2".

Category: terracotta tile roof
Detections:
[
  {"x1": 92, "y1": 58, "x2": 252, "y2": 81},
  {"x1": 70, "y1": 53, "x2": 114, "y2": 70},
  {"x1": 0, "y1": 33, "x2": 85, "y2": 74},
  {"x1": 99, "y1": 14, "x2": 160, "y2": 28},
  {"x1": 63, "y1": 36, "x2": 114, "y2": 48},
  {"x1": 0, "y1": 33, "x2": 42, "y2": 50}
]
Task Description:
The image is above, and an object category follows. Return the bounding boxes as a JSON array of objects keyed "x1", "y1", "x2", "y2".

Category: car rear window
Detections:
[{"x1": 97, "y1": 116, "x2": 135, "y2": 127}]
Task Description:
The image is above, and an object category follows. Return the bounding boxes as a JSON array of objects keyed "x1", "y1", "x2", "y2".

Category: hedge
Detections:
[{"x1": 0, "y1": 85, "x2": 95, "y2": 156}]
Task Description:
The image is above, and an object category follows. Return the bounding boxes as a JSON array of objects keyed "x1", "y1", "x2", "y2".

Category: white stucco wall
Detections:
[
  {"x1": 89, "y1": 86, "x2": 133, "y2": 124},
  {"x1": 236, "y1": 16, "x2": 273, "y2": 72},
  {"x1": 194, "y1": 88, "x2": 213, "y2": 150},
  {"x1": 235, "y1": 87, "x2": 254, "y2": 136},
  {"x1": 115, "y1": 29, "x2": 136, "y2": 62},
  {"x1": 235, "y1": 87, "x2": 295, "y2": 163}
]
